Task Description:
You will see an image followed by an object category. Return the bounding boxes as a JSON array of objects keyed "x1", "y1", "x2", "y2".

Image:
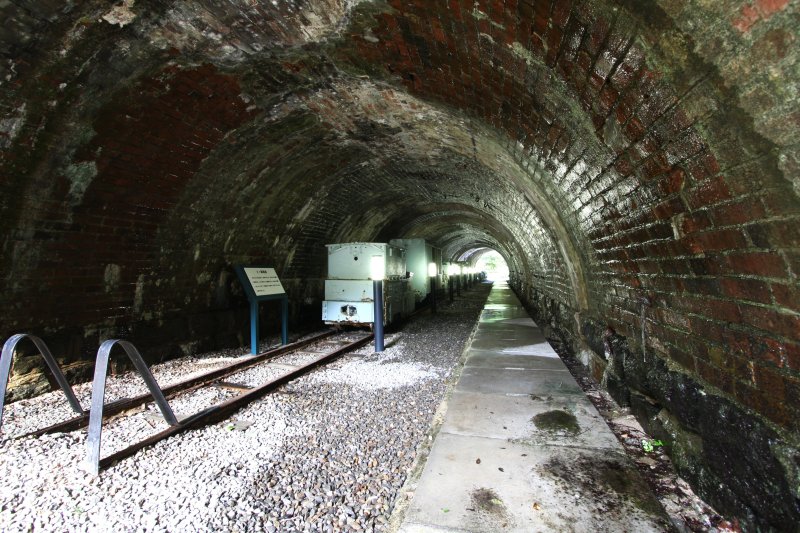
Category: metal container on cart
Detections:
[
  {"x1": 322, "y1": 243, "x2": 414, "y2": 326},
  {"x1": 326, "y1": 242, "x2": 406, "y2": 280},
  {"x1": 389, "y1": 238, "x2": 442, "y2": 304}
]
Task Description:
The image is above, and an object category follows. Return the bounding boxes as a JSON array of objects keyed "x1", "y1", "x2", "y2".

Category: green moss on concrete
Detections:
[{"x1": 533, "y1": 409, "x2": 581, "y2": 434}]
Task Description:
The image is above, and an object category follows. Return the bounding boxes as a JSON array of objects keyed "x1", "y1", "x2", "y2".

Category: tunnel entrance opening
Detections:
[{"x1": 474, "y1": 250, "x2": 509, "y2": 282}]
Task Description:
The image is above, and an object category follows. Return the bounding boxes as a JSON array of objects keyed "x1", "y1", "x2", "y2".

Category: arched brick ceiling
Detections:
[
  {"x1": 2, "y1": 1, "x2": 800, "y2": 528},
  {"x1": 1, "y1": 0, "x2": 798, "y2": 434}
]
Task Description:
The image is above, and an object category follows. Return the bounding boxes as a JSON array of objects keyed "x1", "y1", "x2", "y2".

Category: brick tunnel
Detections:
[{"x1": 1, "y1": 0, "x2": 798, "y2": 530}]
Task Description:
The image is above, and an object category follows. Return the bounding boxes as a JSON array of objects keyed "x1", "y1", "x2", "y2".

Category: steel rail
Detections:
[
  {"x1": 19, "y1": 330, "x2": 338, "y2": 439},
  {"x1": 92, "y1": 333, "x2": 373, "y2": 473}
]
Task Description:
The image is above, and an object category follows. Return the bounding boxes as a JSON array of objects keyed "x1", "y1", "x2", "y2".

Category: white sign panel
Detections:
[{"x1": 243, "y1": 267, "x2": 285, "y2": 296}]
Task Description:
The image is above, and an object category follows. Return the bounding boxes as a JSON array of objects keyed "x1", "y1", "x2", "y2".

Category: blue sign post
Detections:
[{"x1": 234, "y1": 266, "x2": 289, "y2": 355}]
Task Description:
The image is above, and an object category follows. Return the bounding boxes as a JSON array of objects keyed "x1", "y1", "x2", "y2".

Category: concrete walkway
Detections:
[{"x1": 399, "y1": 282, "x2": 671, "y2": 532}]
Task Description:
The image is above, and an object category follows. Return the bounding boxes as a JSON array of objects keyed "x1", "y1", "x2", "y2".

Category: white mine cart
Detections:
[
  {"x1": 389, "y1": 238, "x2": 442, "y2": 305},
  {"x1": 322, "y1": 242, "x2": 415, "y2": 326}
]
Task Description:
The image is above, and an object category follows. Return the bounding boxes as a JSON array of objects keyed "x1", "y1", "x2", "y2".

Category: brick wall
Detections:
[
  {"x1": 339, "y1": 0, "x2": 800, "y2": 423},
  {"x1": 0, "y1": 0, "x2": 798, "y2": 528}
]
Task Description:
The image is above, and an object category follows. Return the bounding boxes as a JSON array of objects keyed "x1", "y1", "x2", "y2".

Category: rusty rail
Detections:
[
  {"x1": 89, "y1": 333, "x2": 372, "y2": 474},
  {"x1": 19, "y1": 330, "x2": 337, "y2": 439}
]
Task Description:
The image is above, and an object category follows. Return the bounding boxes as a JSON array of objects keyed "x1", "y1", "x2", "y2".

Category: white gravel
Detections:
[
  {"x1": 309, "y1": 342, "x2": 441, "y2": 390},
  {"x1": 1, "y1": 401, "x2": 289, "y2": 533},
  {"x1": 0, "y1": 288, "x2": 492, "y2": 532}
]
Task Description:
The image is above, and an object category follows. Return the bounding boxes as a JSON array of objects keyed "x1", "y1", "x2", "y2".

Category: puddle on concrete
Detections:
[{"x1": 532, "y1": 410, "x2": 580, "y2": 434}]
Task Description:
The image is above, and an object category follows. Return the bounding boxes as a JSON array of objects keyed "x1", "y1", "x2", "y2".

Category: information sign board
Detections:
[
  {"x1": 242, "y1": 267, "x2": 285, "y2": 297},
  {"x1": 234, "y1": 265, "x2": 289, "y2": 354}
]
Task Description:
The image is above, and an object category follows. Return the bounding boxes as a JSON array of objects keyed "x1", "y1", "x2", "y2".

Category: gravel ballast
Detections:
[{"x1": 0, "y1": 286, "x2": 491, "y2": 532}]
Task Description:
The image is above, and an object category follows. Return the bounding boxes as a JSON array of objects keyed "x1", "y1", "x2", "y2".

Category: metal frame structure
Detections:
[
  {"x1": 3, "y1": 329, "x2": 368, "y2": 474},
  {"x1": 14, "y1": 331, "x2": 335, "y2": 439},
  {"x1": 0, "y1": 334, "x2": 84, "y2": 434},
  {"x1": 86, "y1": 339, "x2": 178, "y2": 474}
]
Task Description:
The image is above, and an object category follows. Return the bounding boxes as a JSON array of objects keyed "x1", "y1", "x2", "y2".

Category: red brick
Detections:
[
  {"x1": 657, "y1": 308, "x2": 692, "y2": 331},
  {"x1": 732, "y1": 4, "x2": 760, "y2": 33},
  {"x1": 739, "y1": 303, "x2": 800, "y2": 338},
  {"x1": 685, "y1": 175, "x2": 732, "y2": 209},
  {"x1": 761, "y1": 190, "x2": 800, "y2": 216},
  {"x1": 668, "y1": 346, "x2": 694, "y2": 371},
  {"x1": 687, "y1": 317, "x2": 725, "y2": 343},
  {"x1": 746, "y1": 219, "x2": 800, "y2": 249},
  {"x1": 771, "y1": 282, "x2": 800, "y2": 312},
  {"x1": 709, "y1": 198, "x2": 767, "y2": 226},
  {"x1": 730, "y1": 354, "x2": 755, "y2": 383},
  {"x1": 725, "y1": 251, "x2": 788, "y2": 278},
  {"x1": 750, "y1": 336, "x2": 789, "y2": 367},
  {"x1": 705, "y1": 345, "x2": 733, "y2": 370},
  {"x1": 613, "y1": 154, "x2": 635, "y2": 176},
  {"x1": 720, "y1": 278, "x2": 772, "y2": 305},
  {"x1": 551, "y1": 0, "x2": 572, "y2": 27},
  {"x1": 545, "y1": 27, "x2": 564, "y2": 65},
  {"x1": 762, "y1": 393, "x2": 790, "y2": 428},
  {"x1": 640, "y1": 153, "x2": 671, "y2": 180},
  {"x1": 677, "y1": 211, "x2": 713, "y2": 235},
  {"x1": 681, "y1": 296, "x2": 743, "y2": 324},
  {"x1": 652, "y1": 197, "x2": 686, "y2": 221},
  {"x1": 754, "y1": 364, "x2": 787, "y2": 400},
  {"x1": 784, "y1": 252, "x2": 800, "y2": 280},
  {"x1": 657, "y1": 168, "x2": 685, "y2": 195},
  {"x1": 683, "y1": 228, "x2": 747, "y2": 253},
  {"x1": 686, "y1": 152, "x2": 720, "y2": 183},
  {"x1": 696, "y1": 358, "x2": 734, "y2": 395},
  {"x1": 756, "y1": 0, "x2": 790, "y2": 17}
]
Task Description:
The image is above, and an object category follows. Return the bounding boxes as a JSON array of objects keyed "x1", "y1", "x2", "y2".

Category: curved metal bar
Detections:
[
  {"x1": 86, "y1": 339, "x2": 177, "y2": 474},
  {"x1": 95, "y1": 333, "x2": 373, "y2": 472},
  {"x1": 1, "y1": 334, "x2": 84, "y2": 434}
]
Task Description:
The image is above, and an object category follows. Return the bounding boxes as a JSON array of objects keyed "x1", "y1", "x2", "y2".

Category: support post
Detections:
[
  {"x1": 373, "y1": 280, "x2": 384, "y2": 352},
  {"x1": 249, "y1": 301, "x2": 260, "y2": 355},
  {"x1": 281, "y1": 296, "x2": 289, "y2": 346},
  {"x1": 431, "y1": 276, "x2": 437, "y2": 313},
  {"x1": 428, "y1": 262, "x2": 438, "y2": 314}
]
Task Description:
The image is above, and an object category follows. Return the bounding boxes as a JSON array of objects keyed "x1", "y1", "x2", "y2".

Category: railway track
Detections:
[{"x1": 6, "y1": 330, "x2": 374, "y2": 474}]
